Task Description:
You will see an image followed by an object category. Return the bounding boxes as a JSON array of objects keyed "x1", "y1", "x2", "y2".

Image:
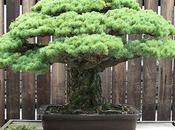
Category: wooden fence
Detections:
[{"x1": 0, "y1": 0, "x2": 175, "y2": 127}]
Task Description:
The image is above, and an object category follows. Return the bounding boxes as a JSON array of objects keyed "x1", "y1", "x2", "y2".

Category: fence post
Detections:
[
  {"x1": 0, "y1": 0, "x2": 4, "y2": 127},
  {"x1": 6, "y1": 0, "x2": 20, "y2": 120},
  {"x1": 142, "y1": 0, "x2": 158, "y2": 121},
  {"x1": 157, "y1": 0, "x2": 174, "y2": 121},
  {"x1": 21, "y1": 0, "x2": 36, "y2": 120}
]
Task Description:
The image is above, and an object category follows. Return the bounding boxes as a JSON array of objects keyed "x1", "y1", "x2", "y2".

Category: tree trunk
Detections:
[{"x1": 67, "y1": 67, "x2": 103, "y2": 111}]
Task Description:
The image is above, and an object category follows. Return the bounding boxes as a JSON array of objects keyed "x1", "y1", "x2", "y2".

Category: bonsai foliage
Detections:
[{"x1": 1, "y1": 0, "x2": 175, "y2": 113}]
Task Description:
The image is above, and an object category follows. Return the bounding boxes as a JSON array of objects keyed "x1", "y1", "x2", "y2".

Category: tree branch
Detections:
[{"x1": 15, "y1": 44, "x2": 45, "y2": 53}]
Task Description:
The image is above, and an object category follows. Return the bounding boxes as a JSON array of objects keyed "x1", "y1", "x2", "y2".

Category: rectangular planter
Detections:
[{"x1": 42, "y1": 106, "x2": 140, "y2": 130}]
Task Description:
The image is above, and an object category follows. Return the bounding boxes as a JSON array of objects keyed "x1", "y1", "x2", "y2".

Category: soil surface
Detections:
[{"x1": 44, "y1": 104, "x2": 137, "y2": 115}]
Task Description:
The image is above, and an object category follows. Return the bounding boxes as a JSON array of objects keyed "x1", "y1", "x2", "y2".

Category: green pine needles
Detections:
[
  {"x1": 1, "y1": 0, "x2": 175, "y2": 113},
  {"x1": 0, "y1": 0, "x2": 175, "y2": 73}
]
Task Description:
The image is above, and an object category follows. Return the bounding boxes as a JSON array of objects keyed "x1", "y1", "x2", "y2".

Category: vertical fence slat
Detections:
[
  {"x1": 101, "y1": 68, "x2": 112, "y2": 103},
  {"x1": 137, "y1": 0, "x2": 143, "y2": 6},
  {"x1": 142, "y1": 0, "x2": 158, "y2": 121},
  {"x1": 142, "y1": 59, "x2": 157, "y2": 121},
  {"x1": 127, "y1": 0, "x2": 142, "y2": 110},
  {"x1": 112, "y1": 36, "x2": 127, "y2": 105},
  {"x1": 157, "y1": 0, "x2": 174, "y2": 121},
  {"x1": 144, "y1": 0, "x2": 158, "y2": 9},
  {"x1": 112, "y1": 63, "x2": 126, "y2": 105},
  {"x1": 0, "y1": 0, "x2": 4, "y2": 126},
  {"x1": 51, "y1": 63, "x2": 66, "y2": 105},
  {"x1": 0, "y1": 70, "x2": 4, "y2": 126},
  {"x1": 6, "y1": 0, "x2": 20, "y2": 120},
  {"x1": 22, "y1": 0, "x2": 35, "y2": 12},
  {"x1": 36, "y1": 0, "x2": 51, "y2": 111},
  {"x1": 37, "y1": 36, "x2": 51, "y2": 108},
  {"x1": 173, "y1": 62, "x2": 175, "y2": 120},
  {"x1": 21, "y1": 0, "x2": 36, "y2": 120},
  {"x1": 127, "y1": 46, "x2": 141, "y2": 110},
  {"x1": 37, "y1": 72, "x2": 50, "y2": 107},
  {"x1": 112, "y1": 0, "x2": 143, "y2": 108},
  {"x1": 6, "y1": 70, "x2": 20, "y2": 120},
  {"x1": 21, "y1": 72, "x2": 35, "y2": 119}
]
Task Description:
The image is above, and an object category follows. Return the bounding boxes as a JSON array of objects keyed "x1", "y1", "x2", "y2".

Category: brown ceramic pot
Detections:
[{"x1": 41, "y1": 106, "x2": 140, "y2": 130}]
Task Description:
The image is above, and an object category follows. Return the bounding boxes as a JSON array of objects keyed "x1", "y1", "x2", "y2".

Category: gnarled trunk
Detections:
[{"x1": 67, "y1": 67, "x2": 103, "y2": 111}]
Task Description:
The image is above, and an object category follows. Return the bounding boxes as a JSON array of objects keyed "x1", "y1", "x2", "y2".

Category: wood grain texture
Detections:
[
  {"x1": 6, "y1": 0, "x2": 20, "y2": 29},
  {"x1": 157, "y1": 0, "x2": 174, "y2": 121},
  {"x1": 6, "y1": 69, "x2": 20, "y2": 120},
  {"x1": 0, "y1": 0, "x2": 3, "y2": 33},
  {"x1": 111, "y1": 35, "x2": 127, "y2": 105},
  {"x1": 51, "y1": 63, "x2": 66, "y2": 105},
  {"x1": 173, "y1": 62, "x2": 175, "y2": 120},
  {"x1": 37, "y1": 36, "x2": 51, "y2": 110},
  {"x1": 144, "y1": 0, "x2": 158, "y2": 9},
  {"x1": 101, "y1": 67, "x2": 112, "y2": 103},
  {"x1": 22, "y1": 0, "x2": 35, "y2": 12},
  {"x1": 142, "y1": 58, "x2": 157, "y2": 121},
  {"x1": 142, "y1": 0, "x2": 158, "y2": 121},
  {"x1": 112, "y1": 63, "x2": 126, "y2": 105},
  {"x1": 137, "y1": 0, "x2": 143, "y2": 7},
  {"x1": 36, "y1": 0, "x2": 51, "y2": 112},
  {"x1": 21, "y1": 72, "x2": 35, "y2": 120},
  {"x1": 127, "y1": 56, "x2": 141, "y2": 110},
  {"x1": 37, "y1": 72, "x2": 51, "y2": 106},
  {"x1": 127, "y1": 0, "x2": 142, "y2": 110},
  {"x1": 0, "y1": 70, "x2": 5, "y2": 126},
  {"x1": 0, "y1": 0, "x2": 4, "y2": 127},
  {"x1": 21, "y1": 0, "x2": 36, "y2": 120},
  {"x1": 6, "y1": 0, "x2": 20, "y2": 120}
]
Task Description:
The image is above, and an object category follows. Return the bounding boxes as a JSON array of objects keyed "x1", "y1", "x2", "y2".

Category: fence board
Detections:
[
  {"x1": 127, "y1": 0, "x2": 142, "y2": 110},
  {"x1": 21, "y1": 0, "x2": 36, "y2": 120},
  {"x1": 0, "y1": 0, "x2": 4, "y2": 127},
  {"x1": 101, "y1": 68, "x2": 112, "y2": 103},
  {"x1": 127, "y1": 50, "x2": 141, "y2": 110},
  {"x1": 137, "y1": 0, "x2": 143, "y2": 6},
  {"x1": 144, "y1": 0, "x2": 158, "y2": 9},
  {"x1": 6, "y1": 70, "x2": 20, "y2": 120},
  {"x1": 35, "y1": 0, "x2": 51, "y2": 112},
  {"x1": 173, "y1": 62, "x2": 175, "y2": 120},
  {"x1": 112, "y1": 35, "x2": 127, "y2": 105},
  {"x1": 157, "y1": 0, "x2": 174, "y2": 121},
  {"x1": 112, "y1": 64, "x2": 126, "y2": 105},
  {"x1": 37, "y1": 36, "x2": 51, "y2": 108},
  {"x1": 22, "y1": 0, "x2": 35, "y2": 12},
  {"x1": 6, "y1": 0, "x2": 20, "y2": 120},
  {"x1": 142, "y1": 0, "x2": 158, "y2": 121},
  {"x1": 21, "y1": 72, "x2": 35, "y2": 120},
  {"x1": 0, "y1": 70, "x2": 4, "y2": 126},
  {"x1": 51, "y1": 63, "x2": 66, "y2": 105}
]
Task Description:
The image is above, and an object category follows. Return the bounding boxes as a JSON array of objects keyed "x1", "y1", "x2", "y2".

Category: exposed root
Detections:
[{"x1": 45, "y1": 104, "x2": 135, "y2": 115}]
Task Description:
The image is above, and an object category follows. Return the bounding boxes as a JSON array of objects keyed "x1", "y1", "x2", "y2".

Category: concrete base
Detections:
[
  {"x1": 1, "y1": 120, "x2": 175, "y2": 130},
  {"x1": 137, "y1": 122, "x2": 175, "y2": 130}
]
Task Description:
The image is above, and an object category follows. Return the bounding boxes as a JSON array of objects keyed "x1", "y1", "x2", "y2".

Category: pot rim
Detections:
[
  {"x1": 42, "y1": 113, "x2": 141, "y2": 120},
  {"x1": 41, "y1": 105, "x2": 141, "y2": 121}
]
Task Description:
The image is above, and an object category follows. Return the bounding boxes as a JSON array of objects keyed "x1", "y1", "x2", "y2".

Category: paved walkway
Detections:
[
  {"x1": 1, "y1": 120, "x2": 175, "y2": 130},
  {"x1": 137, "y1": 122, "x2": 175, "y2": 130}
]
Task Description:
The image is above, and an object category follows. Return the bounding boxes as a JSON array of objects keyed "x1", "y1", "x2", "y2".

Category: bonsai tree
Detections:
[{"x1": 0, "y1": 0, "x2": 175, "y2": 113}]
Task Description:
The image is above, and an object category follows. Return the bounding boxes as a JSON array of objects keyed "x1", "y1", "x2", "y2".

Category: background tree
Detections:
[{"x1": 0, "y1": 0, "x2": 175, "y2": 113}]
